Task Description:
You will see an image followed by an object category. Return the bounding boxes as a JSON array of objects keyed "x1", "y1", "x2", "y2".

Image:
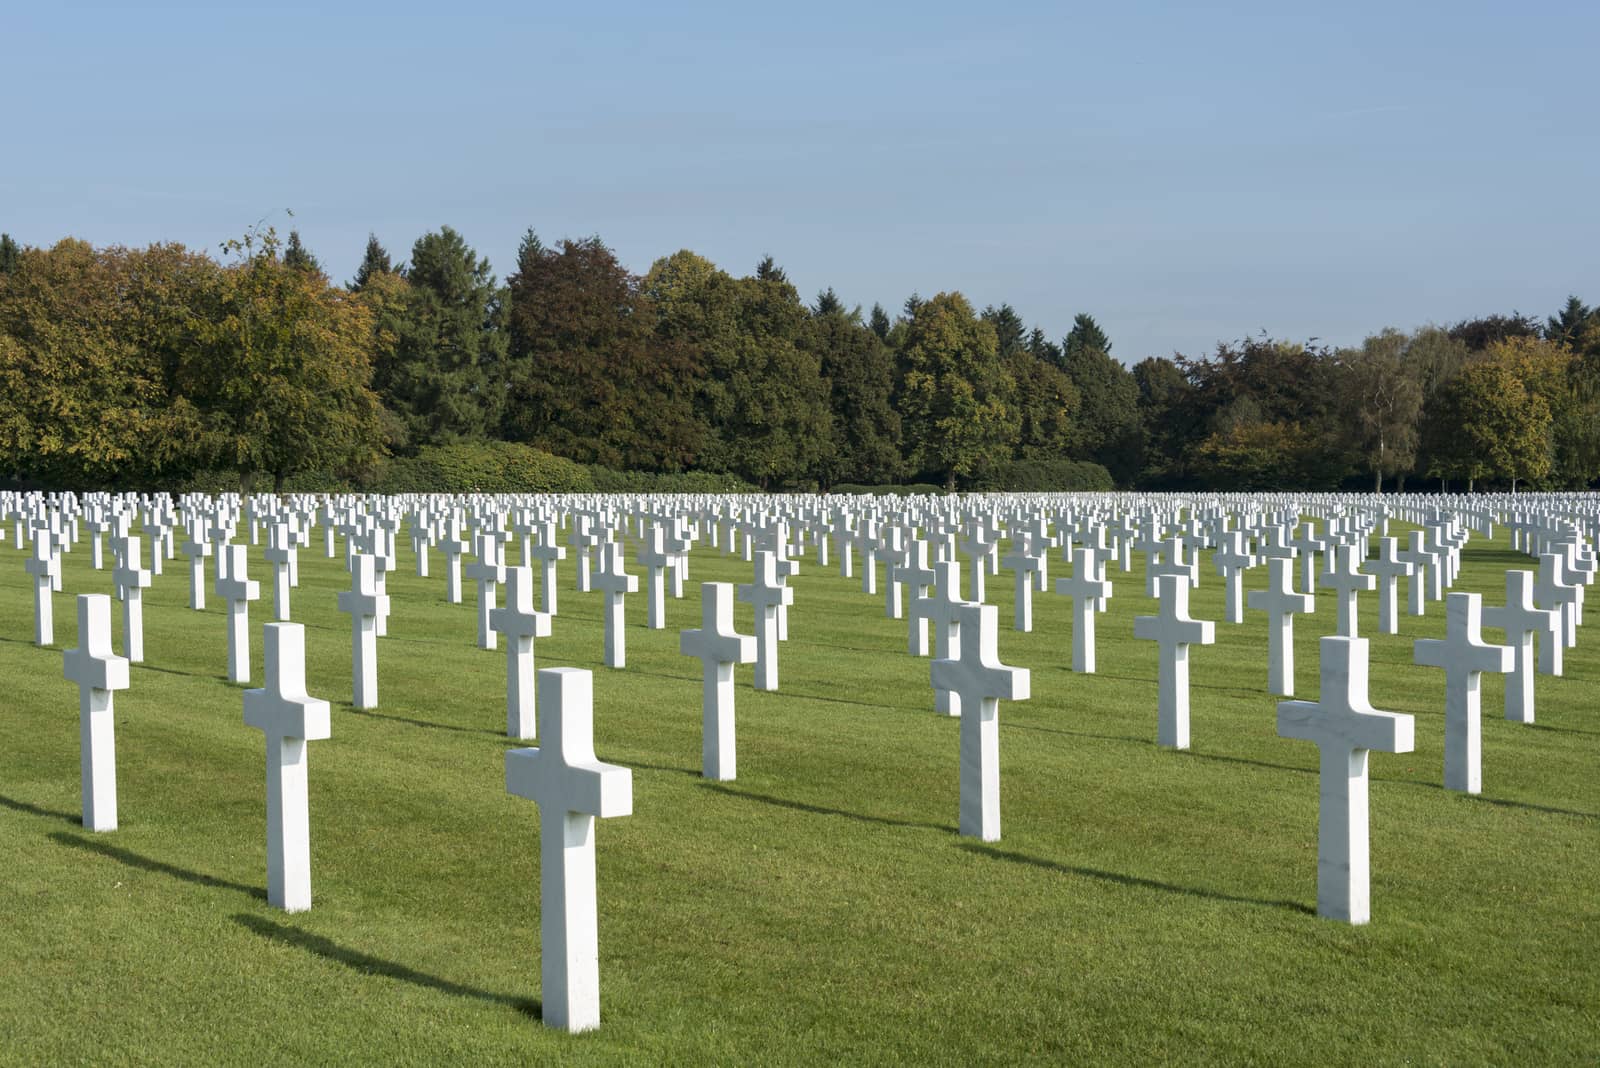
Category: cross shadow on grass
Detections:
[
  {"x1": 48, "y1": 831, "x2": 265, "y2": 900},
  {"x1": 1404, "y1": 783, "x2": 1597, "y2": 820},
  {"x1": 956, "y1": 842, "x2": 1316, "y2": 916},
  {"x1": 232, "y1": 914, "x2": 540, "y2": 1017},
  {"x1": 0, "y1": 793, "x2": 80, "y2": 825},
  {"x1": 700, "y1": 783, "x2": 955, "y2": 834},
  {"x1": 343, "y1": 706, "x2": 504, "y2": 737},
  {"x1": 136, "y1": 663, "x2": 228, "y2": 683},
  {"x1": 1003, "y1": 721, "x2": 1148, "y2": 747}
]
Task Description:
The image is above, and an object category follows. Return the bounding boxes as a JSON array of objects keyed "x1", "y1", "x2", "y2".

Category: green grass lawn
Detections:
[{"x1": 1, "y1": 516, "x2": 1596, "y2": 1065}]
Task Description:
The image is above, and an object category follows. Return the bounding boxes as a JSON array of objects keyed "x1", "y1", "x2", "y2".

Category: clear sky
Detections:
[{"x1": 6, "y1": 1, "x2": 1596, "y2": 362}]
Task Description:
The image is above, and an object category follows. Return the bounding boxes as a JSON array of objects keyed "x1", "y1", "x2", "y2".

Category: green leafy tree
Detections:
[
  {"x1": 1132, "y1": 356, "x2": 1196, "y2": 486},
  {"x1": 377, "y1": 226, "x2": 506, "y2": 446},
  {"x1": 895, "y1": 292, "x2": 1016, "y2": 490},
  {"x1": 349, "y1": 233, "x2": 395, "y2": 291},
  {"x1": 811, "y1": 295, "x2": 903, "y2": 486},
  {"x1": 1425, "y1": 342, "x2": 1552, "y2": 490},
  {"x1": 1448, "y1": 312, "x2": 1541, "y2": 352}
]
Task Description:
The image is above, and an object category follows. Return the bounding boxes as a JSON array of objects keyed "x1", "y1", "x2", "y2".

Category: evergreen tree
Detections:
[
  {"x1": 349, "y1": 233, "x2": 395, "y2": 291},
  {"x1": 868, "y1": 302, "x2": 891, "y2": 340},
  {"x1": 755, "y1": 254, "x2": 788, "y2": 285},
  {"x1": 376, "y1": 226, "x2": 506, "y2": 446},
  {"x1": 0, "y1": 233, "x2": 19, "y2": 275},
  {"x1": 1063, "y1": 312, "x2": 1112, "y2": 363},
  {"x1": 813, "y1": 287, "x2": 844, "y2": 316},
  {"x1": 1546, "y1": 295, "x2": 1595, "y2": 349},
  {"x1": 282, "y1": 230, "x2": 322, "y2": 274},
  {"x1": 981, "y1": 303, "x2": 1026, "y2": 358},
  {"x1": 811, "y1": 295, "x2": 903, "y2": 486},
  {"x1": 1026, "y1": 327, "x2": 1062, "y2": 366}
]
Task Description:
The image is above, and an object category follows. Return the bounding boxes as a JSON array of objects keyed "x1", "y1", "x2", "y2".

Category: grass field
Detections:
[{"x1": 1, "y1": 515, "x2": 1596, "y2": 1065}]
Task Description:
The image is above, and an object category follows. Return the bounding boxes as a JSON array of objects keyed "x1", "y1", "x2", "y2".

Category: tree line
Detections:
[{"x1": 0, "y1": 225, "x2": 1595, "y2": 493}]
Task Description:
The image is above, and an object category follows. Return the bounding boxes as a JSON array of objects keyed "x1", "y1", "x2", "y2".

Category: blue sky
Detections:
[{"x1": 5, "y1": 1, "x2": 1596, "y2": 362}]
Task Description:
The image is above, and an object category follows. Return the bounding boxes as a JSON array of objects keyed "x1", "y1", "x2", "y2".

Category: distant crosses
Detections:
[
  {"x1": 1483, "y1": 571, "x2": 1558, "y2": 725},
  {"x1": 680, "y1": 582, "x2": 757, "y2": 780},
  {"x1": 1319, "y1": 544, "x2": 1375, "y2": 638},
  {"x1": 913, "y1": 560, "x2": 967, "y2": 715},
  {"x1": 466, "y1": 534, "x2": 507, "y2": 651},
  {"x1": 527, "y1": 520, "x2": 566, "y2": 614},
  {"x1": 243, "y1": 623, "x2": 332, "y2": 912},
  {"x1": 489, "y1": 566, "x2": 553, "y2": 740},
  {"x1": 737, "y1": 551, "x2": 792, "y2": 691},
  {"x1": 1364, "y1": 537, "x2": 1413, "y2": 635},
  {"x1": 338, "y1": 554, "x2": 387, "y2": 709},
  {"x1": 1277, "y1": 636, "x2": 1414, "y2": 925},
  {"x1": 26, "y1": 534, "x2": 58, "y2": 646},
  {"x1": 1248, "y1": 557, "x2": 1315, "y2": 697},
  {"x1": 111, "y1": 535, "x2": 152, "y2": 663},
  {"x1": 63, "y1": 594, "x2": 130, "y2": 832},
  {"x1": 931, "y1": 602, "x2": 1029, "y2": 841},
  {"x1": 215, "y1": 544, "x2": 261, "y2": 683},
  {"x1": 1134, "y1": 574, "x2": 1216, "y2": 749},
  {"x1": 505, "y1": 668, "x2": 633, "y2": 1033},
  {"x1": 592, "y1": 541, "x2": 638, "y2": 669},
  {"x1": 1054, "y1": 548, "x2": 1110, "y2": 673},
  {"x1": 1290, "y1": 521, "x2": 1327, "y2": 595},
  {"x1": 1212, "y1": 530, "x2": 1255, "y2": 624},
  {"x1": 1413, "y1": 592, "x2": 1513, "y2": 795}
]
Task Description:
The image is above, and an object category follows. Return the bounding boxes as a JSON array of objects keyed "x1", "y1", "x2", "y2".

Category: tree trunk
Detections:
[{"x1": 1374, "y1": 468, "x2": 1382, "y2": 494}]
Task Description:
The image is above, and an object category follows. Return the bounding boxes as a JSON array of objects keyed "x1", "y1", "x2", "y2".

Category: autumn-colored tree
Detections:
[
  {"x1": 178, "y1": 228, "x2": 386, "y2": 490},
  {"x1": 0, "y1": 239, "x2": 204, "y2": 486},
  {"x1": 1425, "y1": 343, "x2": 1551, "y2": 491},
  {"x1": 504, "y1": 232, "x2": 701, "y2": 470}
]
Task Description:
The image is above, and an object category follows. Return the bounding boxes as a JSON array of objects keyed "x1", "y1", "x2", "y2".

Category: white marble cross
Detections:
[
  {"x1": 1291, "y1": 521, "x2": 1327, "y2": 595},
  {"x1": 1414, "y1": 592, "x2": 1513, "y2": 794},
  {"x1": 1212, "y1": 530, "x2": 1256, "y2": 624},
  {"x1": 1247, "y1": 556, "x2": 1314, "y2": 696},
  {"x1": 466, "y1": 533, "x2": 507, "y2": 651},
  {"x1": 26, "y1": 535, "x2": 58, "y2": 646},
  {"x1": 527, "y1": 520, "x2": 567, "y2": 615},
  {"x1": 895, "y1": 539, "x2": 938, "y2": 656},
  {"x1": 1534, "y1": 552, "x2": 1580, "y2": 660},
  {"x1": 1397, "y1": 532, "x2": 1436, "y2": 617},
  {"x1": 1363, "y1": 537, "x2": 1412, "y2": 635},
  {"x1": 680, "y1": 582, "x2": 757, "y2": 780},
  {"x1": 63, "y1": 594, "x2": 130, "y2": 832},
  {"x1": 1319, "y1": 544, "x2": 1375, "y2": 639},
  {"x1": 182, "y1": 524, "x2": 212, "y2": 611},
  {"x1": 440, "y1": 519, "x2": 471, "y2": 605},
  {"x1": 592, "y1": 541, "x2": 638, "y2": 669},
  {"x1": 1277, "y1": 635, "x2": 1414, "y2": 924},
  {"x1": 1000, "y1": 539, "x2": 1045, "y2": 632},
  {"x1": 737, "y1": 550, "x2": 792, "y2": 691},
  {"x1": 931, "y1": 602, "x2": 1029, "y2": 841},
  {"x1": 636, "y1": 525, "x2": 672, "y2": 630},
  {"x1": 1134, "y1": 574, "x2": 1216, "y2": 749},
  {"x1": 264, "y1": 521, "x2": 294, "y2": 621},
  {"x1": 243, "y1": 623, "x2": 331, "y2": 912},
  {"x1": 490, "y1": 566, "x2": 553, "y2": 739},
  {"x1": 1055, "y1": 548, "x2": 1111, "y2": 673},
  {"x1": 505, "y1": 668, "x2": 633, "y2": 1033},
  {"x1": 1482, "y1": 570, "x2": 1558, "y2": 725},
  {"x1": 215, "y1": 544, "x2": 262, "y2": 683},
  {"x1": 337, "y1": 554, "x2": 387, "y2": 709},
  {"x1": 112, "y1": 535, "x2": 152, "y2": 663}
]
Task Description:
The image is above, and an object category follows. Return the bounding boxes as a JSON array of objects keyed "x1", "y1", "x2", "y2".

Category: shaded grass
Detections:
[{"x1": 0, "y1": 518, "x2": 1596, "y2": 1064}]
